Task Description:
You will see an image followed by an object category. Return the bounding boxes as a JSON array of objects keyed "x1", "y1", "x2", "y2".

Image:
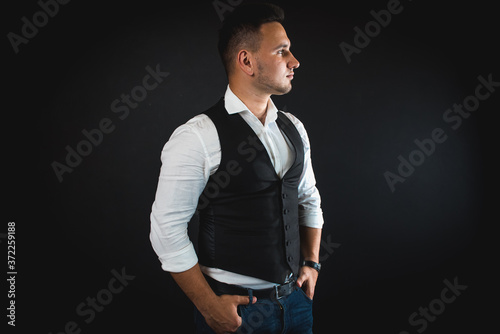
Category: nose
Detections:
[{"x1": 288, "y1": 52, "x2": 300, "y2": 69}]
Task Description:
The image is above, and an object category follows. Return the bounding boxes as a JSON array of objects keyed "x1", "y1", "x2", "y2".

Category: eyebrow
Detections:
[{"x1": 273, "y1": 42, "x2": 290, "y2": 50}]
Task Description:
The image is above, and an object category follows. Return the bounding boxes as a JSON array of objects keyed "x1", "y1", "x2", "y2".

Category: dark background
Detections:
[{"x1": 4, "y1": 0, "x2": 497, "y2": 333}]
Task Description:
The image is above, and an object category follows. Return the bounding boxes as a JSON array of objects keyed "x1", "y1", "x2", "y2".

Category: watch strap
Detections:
[{"x1": 302, "y1": 260, "x2": 321, "y2": 273}]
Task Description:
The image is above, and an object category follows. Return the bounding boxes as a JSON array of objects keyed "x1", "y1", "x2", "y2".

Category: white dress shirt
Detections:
[{"x1": 150, "y1": 85, "x2": 323, "y2": 289}]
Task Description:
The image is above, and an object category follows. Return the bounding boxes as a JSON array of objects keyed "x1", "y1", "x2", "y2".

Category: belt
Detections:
[{"x1": 205, "y1": 275, "x2": 297, "y2": 300}]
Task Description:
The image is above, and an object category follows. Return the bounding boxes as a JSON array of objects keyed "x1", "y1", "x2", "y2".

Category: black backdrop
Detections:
[{"x1": 4, "y1": 0, "x2": 498, "y2": 333}]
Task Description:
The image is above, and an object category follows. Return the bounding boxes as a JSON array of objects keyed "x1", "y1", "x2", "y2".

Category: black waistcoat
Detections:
[{"x1": 197, "y1": 97, "x2": 304, "y2": 284}]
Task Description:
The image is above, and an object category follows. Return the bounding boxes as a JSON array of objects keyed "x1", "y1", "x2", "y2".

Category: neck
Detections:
[{"x1": 229, "y1": 82, "x2": 270, "y2": 125}]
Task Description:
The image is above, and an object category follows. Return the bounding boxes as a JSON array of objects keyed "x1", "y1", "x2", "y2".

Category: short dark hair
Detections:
[{"x1": 217, "y1": 3, "x2": 285, "y2": 75}]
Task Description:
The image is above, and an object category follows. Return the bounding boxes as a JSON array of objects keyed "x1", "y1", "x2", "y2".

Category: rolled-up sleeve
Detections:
[
  {"x1": 284, "y1": 113, "x2": 324, "y2": 229},
  {"x1": 149, "y1": 115, "x2": 215, "y2": 272}
]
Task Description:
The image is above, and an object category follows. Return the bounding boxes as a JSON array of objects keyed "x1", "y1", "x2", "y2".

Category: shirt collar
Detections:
[{"x1": 224, "y1": 85, "x2": 278, "y2": 125}]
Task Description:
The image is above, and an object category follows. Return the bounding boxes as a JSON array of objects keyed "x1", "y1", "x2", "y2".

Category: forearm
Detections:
[
  {"x1": 170, "y1": 264, "x2": 216, "y2": 314},
  {"x1": 170, "y1": 263, "x2": 217, "y2": 314},
  {"x1": 171, "y1": 264, "x2": 253, "y2": 333},
  {"x1": 299, "y1": 226, "x2": 322, "y2": 262}
]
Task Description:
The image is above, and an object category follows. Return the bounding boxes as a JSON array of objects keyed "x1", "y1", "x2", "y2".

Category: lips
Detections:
[{"x1": 286, "y1": 72, "x2": 294, "y2": 78}]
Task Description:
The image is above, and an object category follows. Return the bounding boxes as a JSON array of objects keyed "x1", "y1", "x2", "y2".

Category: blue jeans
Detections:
[{"x1": 194, "y1": 287, "x2": 313, "y2": 334}]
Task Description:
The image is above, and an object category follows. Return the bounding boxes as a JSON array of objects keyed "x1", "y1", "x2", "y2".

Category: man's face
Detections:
[{"x1": 253, "y1": 22, "x2": 300, "y2": 95}]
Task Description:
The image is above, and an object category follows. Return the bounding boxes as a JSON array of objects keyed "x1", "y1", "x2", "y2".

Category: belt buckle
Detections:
[{"x1": 274, "y1": 284, "x2": 283, "y2": 300}]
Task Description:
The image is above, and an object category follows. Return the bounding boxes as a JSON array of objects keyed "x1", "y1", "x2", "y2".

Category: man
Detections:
[{"x1": 150, "y1": 3, "x2": 324, "y2": 333}]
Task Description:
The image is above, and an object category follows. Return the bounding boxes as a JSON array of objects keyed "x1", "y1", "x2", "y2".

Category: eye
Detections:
[{"x1": 277, "y1": 49, "x2": 285, "y2": 55}]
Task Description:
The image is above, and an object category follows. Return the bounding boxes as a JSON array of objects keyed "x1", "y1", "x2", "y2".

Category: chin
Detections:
[
  {"x1": 272, "y1": 84, "x2": 292, "y2": 95},
  {"x1": 280, "y1": 86, "x2": 293, "y2": 95}
]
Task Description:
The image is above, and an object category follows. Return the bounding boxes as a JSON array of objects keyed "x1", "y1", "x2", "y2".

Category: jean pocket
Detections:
[
  {"x1": 237, "y1": 304, "x2": 244, "y2": 317},
  {"x1": 298, "y1": 287, "x2": 314, "y2": 303}
]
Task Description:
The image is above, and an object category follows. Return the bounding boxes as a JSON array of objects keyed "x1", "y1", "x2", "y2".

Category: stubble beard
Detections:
[{"x1": 256, "y1": 63, "x2": 292, "y2": 96}]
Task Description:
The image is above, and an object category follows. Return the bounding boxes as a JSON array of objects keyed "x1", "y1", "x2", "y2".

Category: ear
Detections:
[{"x1": 236, "y1": 49, "x2": 254, "y2": 76}]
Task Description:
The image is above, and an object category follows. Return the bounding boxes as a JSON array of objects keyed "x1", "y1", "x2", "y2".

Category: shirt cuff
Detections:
[
  {"x1": 299, "y1": 210, "x2": 324, "y2": 229},
  {"x1": 158, "y1": 243, "x2": 199, "y2": 273}
]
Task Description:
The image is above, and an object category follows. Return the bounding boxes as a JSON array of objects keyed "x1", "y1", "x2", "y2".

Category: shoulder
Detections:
[
  {"x1": 169, "y1": 113, "x2": 215, "y2": 141},
  {"x1": 278, "y1": 111, "x2": 311, "y2": 146},
  {"x1": 170, "y1": 97, "x2": 224, "y2": 141},
  {"x1": 161, "y1": 113, "x2": 218, "y2": 160},
  {"x1": 279, "y1": 111, "x2": 304, "y2": 128}
]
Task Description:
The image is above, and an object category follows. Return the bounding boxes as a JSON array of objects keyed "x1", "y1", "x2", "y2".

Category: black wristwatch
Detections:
[{"x1": 302, "y1": 260, "x2": 321, "y2": 273}]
